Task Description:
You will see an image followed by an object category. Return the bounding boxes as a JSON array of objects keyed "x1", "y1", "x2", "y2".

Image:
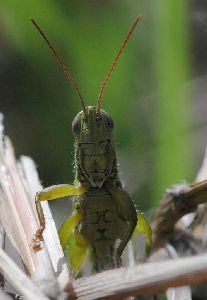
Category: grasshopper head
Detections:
[
  {"x1": 72, "y1": 106, "x2": 114, "y2": 143},
  {"x1": 72, "y1": 106, "x2": 116, "y2": 187}
]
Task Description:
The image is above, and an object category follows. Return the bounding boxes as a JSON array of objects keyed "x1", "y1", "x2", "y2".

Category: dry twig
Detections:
[
  {"x1": 69, "y1": 253, "x2": 207, "y2": 300},
  {"x1": 152, "y1": 179, "x2": 207, "y2": 249},
  {"x1": 0, "y1": 114, "x2": 69, "y2": 298}
]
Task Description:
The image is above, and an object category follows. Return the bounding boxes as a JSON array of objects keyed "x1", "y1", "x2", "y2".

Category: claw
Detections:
[
  {"x1": 35, "y1": 226, "x2": 44, "y2": 240},
  {"x1": 31, "y1": 226, "x2": 45, "y2": 252},
  {"x1": 32, "y1": 240, "x2": 43, "y2": 251}
]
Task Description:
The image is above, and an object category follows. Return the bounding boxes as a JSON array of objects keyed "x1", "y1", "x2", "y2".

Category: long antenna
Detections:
[
  {"x1": 97, "y1": 15, "x2": 142, "y2": 113},
  {"x1": 30, "y1": 18, "x2": 86, "y2": 114}
]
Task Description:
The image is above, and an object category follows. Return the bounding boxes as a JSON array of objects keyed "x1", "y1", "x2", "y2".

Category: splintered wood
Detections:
[
  {"x1": 0, "y1": 114, "x2": 69, "y2": 299},
  {"x1": 69, "y1": 254, "x2": 207, "y2": 300}
]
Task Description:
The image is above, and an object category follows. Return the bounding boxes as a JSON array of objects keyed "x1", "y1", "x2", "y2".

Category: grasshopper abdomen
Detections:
[{"x1": 75, "y1": 187, "x2": 126, "y2": 271}]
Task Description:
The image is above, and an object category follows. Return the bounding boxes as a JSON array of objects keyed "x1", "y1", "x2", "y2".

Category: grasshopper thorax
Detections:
[{"x1": 72, "y1": 106, "x2": 117, "y2": 188}]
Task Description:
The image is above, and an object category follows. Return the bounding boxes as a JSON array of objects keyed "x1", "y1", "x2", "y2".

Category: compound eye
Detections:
[
  {"x1": 105, "y1": 116, "x2": 114, "y2": 130},
  {"x1": 72, "y1": 117, "x2": 81, "y2": 134}
]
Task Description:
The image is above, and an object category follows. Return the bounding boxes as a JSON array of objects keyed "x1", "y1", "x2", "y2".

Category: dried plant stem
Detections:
[
  {"x1": 152, "y1": 180, "x2": 207, "y2": 249},
  {"x1": 195, "y1": 146, "x2": 207, "y2": 182},
  {"x1": 152, "y1": 143, "x2": 207, "y2": 250},
  {"x1": 0, "y1": 123, "x2": 69, "y2": 297},
  {"x1": 0, "y1": 248, "x2": 49, "y2": 300},
  {"x1": 0, "y1": 223, "x2": 5, "y2": 249},
  {"x1": 159, "y1": 245, "x2": 192, "y2": 300},
  {"x1": 19, "y1": 156, "x2": 70, "y2": 290},
  {"x1": 69, "y1": 253, "x2": 207, "y2": 300},
  {"x1": 0, "y1": 289, "x2": 12, "y2": 300},
  {"x1": 166, "y1": 287, "x2": 192, "y2": 300},
  {"x1": 0, "y1": 222, "x2": 5, "y2": 289}
]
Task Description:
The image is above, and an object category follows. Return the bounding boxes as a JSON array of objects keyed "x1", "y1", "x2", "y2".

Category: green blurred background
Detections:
[{"x1": 1, "y1": 0, "x2": 207, "y2": 212}]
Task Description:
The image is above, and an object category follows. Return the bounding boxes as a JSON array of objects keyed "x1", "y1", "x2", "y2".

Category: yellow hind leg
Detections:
[{"x1": 131, "y1": 211, "x2": 152, "y2": 255}]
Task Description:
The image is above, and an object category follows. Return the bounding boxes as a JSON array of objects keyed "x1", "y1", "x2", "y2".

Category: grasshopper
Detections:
[{"x1": 31, "y1": 16, "x2": 151, "y2": 273}]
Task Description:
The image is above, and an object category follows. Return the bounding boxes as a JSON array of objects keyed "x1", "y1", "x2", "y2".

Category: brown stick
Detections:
[
  {"x1": 151, "y1": 180, "x2": 207, "y2": 249},
  {"x1": 67, "y1": 253, "x2": 207, "y2": 300}
]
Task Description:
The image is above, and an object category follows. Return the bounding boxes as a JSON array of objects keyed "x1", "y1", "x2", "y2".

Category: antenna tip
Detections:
[
  {"x1": 30, "y1": 17, "x2": 37, "y2": 27},
  {"x1": 136, "y1": 15, "x2": 143, "y2": 24}
]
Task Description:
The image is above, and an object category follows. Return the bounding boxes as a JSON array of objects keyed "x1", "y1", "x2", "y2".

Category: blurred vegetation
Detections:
[
  {"x1": 153, "y1": 0, "x2": 191, "y2": 200},
  {"x1": 1, "y1": 0, "x2": 206, "y2": 213}
]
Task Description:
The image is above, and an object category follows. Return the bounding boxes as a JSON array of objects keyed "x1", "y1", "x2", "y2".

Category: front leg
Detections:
[
  {"x1": 36, "y1": 184, "x2": 87, "y2": 201},
  {"x1": 32, "y1": 184, "x2": 87, "y2": 251},
  {"x1": 106, "y1": 185, "x2": 137, "y2": 257}
]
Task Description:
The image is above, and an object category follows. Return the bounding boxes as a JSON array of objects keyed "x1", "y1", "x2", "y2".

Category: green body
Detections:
[
  {"x1": 35, "y1": 106, "x2": 150, "y2": 273},
  {"x1": 74, "y1": 188, "x2": 125, "y2": 271},
  {"x1": 72, "y1": 106, "x2": 137, "y2": 271}
]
